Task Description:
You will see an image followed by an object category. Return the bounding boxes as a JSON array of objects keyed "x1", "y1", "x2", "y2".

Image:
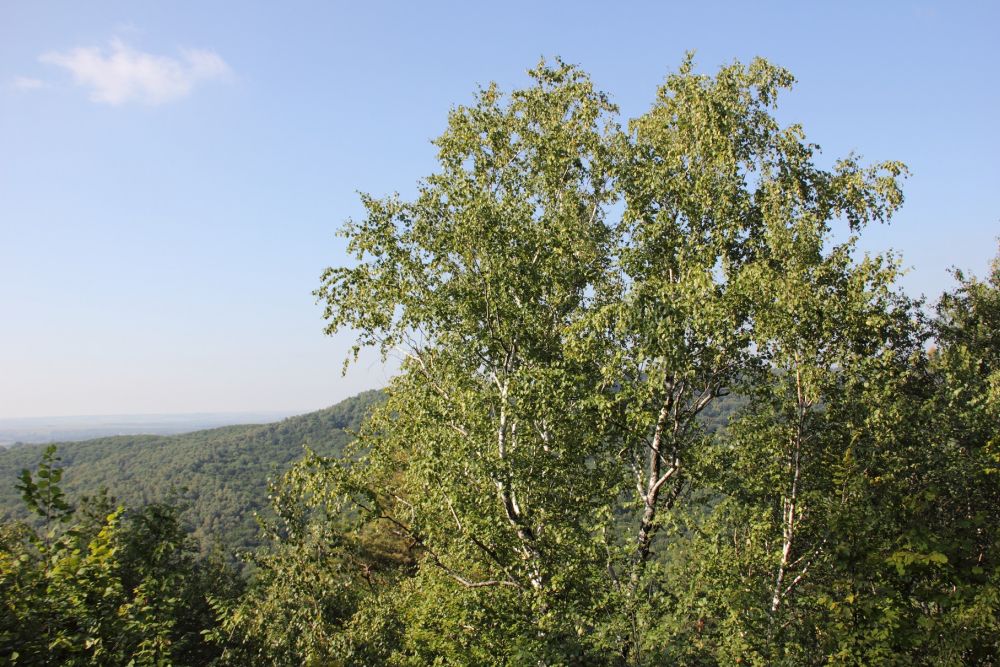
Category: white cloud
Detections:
[
  {"x1": 11, "y1": 76, "x2": 46, "y2": 90},
  {"x1": 40, "y1": 39, "x2": 231, "y2": 106}
]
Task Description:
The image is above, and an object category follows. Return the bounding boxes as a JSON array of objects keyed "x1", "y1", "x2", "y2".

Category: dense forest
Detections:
[
  {"x1": 2, "y1": 57, "x2": 999, "y2": 665},
  {"x1": 0, "y1": 390, "x2": 382, "y2": 556}
]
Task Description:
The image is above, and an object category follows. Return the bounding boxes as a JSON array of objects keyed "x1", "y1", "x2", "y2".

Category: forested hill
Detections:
[{"x1": 0, "y1": 390, "x2": 384, "y2": 555}]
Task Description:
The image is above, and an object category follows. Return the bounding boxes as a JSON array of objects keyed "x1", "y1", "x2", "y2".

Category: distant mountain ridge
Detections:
[
  {"x1": 0, "y1": 390, "x2": 384, "y2": 555},
  {"x1": 0, "y1": 388, "x2": 742, "y2": 559}
]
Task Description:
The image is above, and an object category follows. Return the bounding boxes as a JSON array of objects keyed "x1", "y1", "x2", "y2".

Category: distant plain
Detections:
[{"x1": 0, "y1": 410, "x2": 301, "y2": 447}]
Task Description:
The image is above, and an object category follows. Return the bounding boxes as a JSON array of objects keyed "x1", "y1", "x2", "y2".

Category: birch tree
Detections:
[
  {"x1": 317, "y1": 59, "x2": 624, "y2": 662},
  {"x1": 604, "y1": 56, "x2": 907, "y2": 661},
  {"x1": 313, "y1": 56, "x2": 910, "y2": 663}
]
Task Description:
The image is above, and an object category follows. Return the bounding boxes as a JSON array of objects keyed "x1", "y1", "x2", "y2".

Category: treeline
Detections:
[
  {"x1": 2, "y1": 57, "x2": 999, "y2": 665},
  {"x1": 0, "y1": 390, "x2": 383, "y2": 557}
]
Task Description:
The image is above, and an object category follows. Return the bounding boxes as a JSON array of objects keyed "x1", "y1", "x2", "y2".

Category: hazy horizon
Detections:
[
  {"x1": 0, "y1": 407, "x2": 316, "y2": 447},
  {"x1": 0, "y1": 408, "x2": 307, "y2": 424}
]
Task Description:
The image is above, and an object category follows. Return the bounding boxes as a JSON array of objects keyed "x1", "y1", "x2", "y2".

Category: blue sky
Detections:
[{"x1": 1, "y1": 1, "x2": 997, "y2": 418}]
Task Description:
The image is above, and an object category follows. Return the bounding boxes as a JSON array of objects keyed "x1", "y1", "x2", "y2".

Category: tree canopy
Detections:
[{"x1": 300, "y1": 56, "x2": 999, "y2": 664}]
